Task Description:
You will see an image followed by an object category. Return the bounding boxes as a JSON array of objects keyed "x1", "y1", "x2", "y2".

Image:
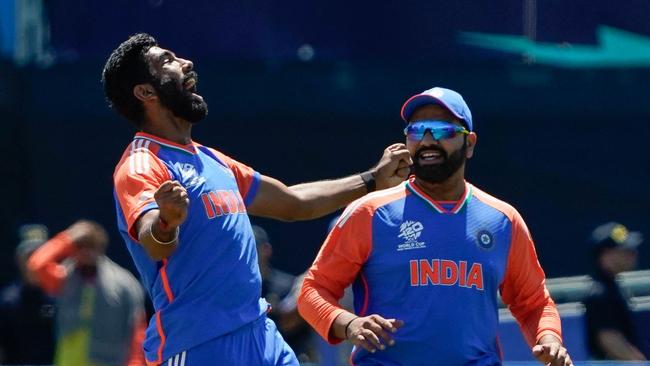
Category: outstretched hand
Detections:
[{"x1": 372, "y1": 143, "x2": 412, "y2": 190}]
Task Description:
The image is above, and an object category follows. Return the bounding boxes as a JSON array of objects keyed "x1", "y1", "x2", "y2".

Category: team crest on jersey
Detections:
[
  {"x1": 476, "y1": 229, "x2": 495, "y2": 251},
  {"x1": 397, "y1": 220, "x2": 426, "y2": 251},
  {"x1": 174, "y1": 163, "x2": 206, "y2": 188}
]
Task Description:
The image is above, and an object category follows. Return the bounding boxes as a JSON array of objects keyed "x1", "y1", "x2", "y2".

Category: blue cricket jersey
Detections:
[
  {"x1": 299, "y1": 179, "x2": 561, "y2": 366},
  {"x1": 113, "y1": 132, "x2": 267, "y2": 365}
]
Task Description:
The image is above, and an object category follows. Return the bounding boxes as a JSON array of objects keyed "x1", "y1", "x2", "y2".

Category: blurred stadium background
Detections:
[{"x1": 1, "y1": 0, "x2": 649, "y2": 364}]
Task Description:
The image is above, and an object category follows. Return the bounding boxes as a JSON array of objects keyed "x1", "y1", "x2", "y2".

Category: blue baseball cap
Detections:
[
  {"x1": 591, "y1": 222, "x2": 643, "y2": 254},
  {"x1": 400, "y1": 87, "x2": 473, "y2": 131}
]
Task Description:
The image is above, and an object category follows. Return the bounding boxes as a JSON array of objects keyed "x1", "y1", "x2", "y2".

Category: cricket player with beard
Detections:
[
  {"x1": 103, "y1": 33, "x2": 412, "y2": 365},
  {"x1": 298, "y1": 87, "x2": 573, "y2": 365}
]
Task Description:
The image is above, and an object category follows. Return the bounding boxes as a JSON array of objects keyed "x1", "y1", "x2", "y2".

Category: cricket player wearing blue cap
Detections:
[{"x1": 299, "y1": 86, "x2": 573, "y2": 366}]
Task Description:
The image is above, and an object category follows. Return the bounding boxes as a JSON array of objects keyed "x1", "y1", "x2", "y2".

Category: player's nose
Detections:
[
  {"x1": 419, "y1": 131, "x2": 439, "y2": 146},
  {"x1": 181, "y1": 58, "x2": 194, "y2": 72}
]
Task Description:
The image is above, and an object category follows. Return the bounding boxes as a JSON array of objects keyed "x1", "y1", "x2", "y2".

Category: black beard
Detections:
[
  {"x1": 154, "y1": 72, "x2": 208, "y2": 123},
  {"x1": 412, "y1": 143, "x2": 467, "y2": 184}
]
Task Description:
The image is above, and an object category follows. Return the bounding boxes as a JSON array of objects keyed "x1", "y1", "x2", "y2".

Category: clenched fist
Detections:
[
  {"x1": 154, "y1": 180, "x2": 189, "y2": 229},
  {"x1": 372, "y1": 143, "x2": 413, "y2": 190}
]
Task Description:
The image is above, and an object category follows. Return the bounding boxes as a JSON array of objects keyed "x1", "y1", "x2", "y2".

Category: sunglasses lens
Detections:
[
  {"x1": 405, "y1": 121, "x2": 462, "y2": 141},
  {"x1": 431, "y1": 127, "x2": 452, "y2": 140},
  {"x1": 405, "y1": 125, "x2": 424, "y2": 140}
]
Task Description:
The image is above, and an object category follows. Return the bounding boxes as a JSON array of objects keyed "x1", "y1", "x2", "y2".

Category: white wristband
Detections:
[{"x1": 149, "y1": 223, "x2": 179, "y2": 245}]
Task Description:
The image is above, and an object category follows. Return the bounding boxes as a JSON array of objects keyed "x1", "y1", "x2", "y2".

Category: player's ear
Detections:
[
  {"x1": 133, "y1": 84, "x2": 156, "y2": 102},
  {"x1": 465, "y1": 132, "x2": 477, "y2": 159}
]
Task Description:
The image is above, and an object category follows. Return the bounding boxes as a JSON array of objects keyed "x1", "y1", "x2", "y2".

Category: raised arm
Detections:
[
  {"x1": 27, "y1": 221, "x2": 101, "y2": 295},
  {"x1": 114, "y1": 143, "x2": 186, "y2": 261},
  {"x1": 27, "y1": 231, "x2": 75, "y2": 295},
  {"x1": 248, "y1": 143, "x2": 411, "y2": 221},
  {"x1": 133, "y1": 181, "x2": 189, "y2": 261}
]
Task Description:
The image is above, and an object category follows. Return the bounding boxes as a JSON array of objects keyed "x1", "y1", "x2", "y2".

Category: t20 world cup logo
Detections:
[{"x1": 397, "y1": 221, "x2": 426, "y2": 251}]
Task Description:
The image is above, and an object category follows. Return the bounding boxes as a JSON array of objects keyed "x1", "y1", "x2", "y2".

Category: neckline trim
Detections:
[
  {"x1": 135, "y1": 132, "x2": 197, "y2": 154},
  {"x1": 406, "y1": 178, "x2": 472, "y2": 214}
]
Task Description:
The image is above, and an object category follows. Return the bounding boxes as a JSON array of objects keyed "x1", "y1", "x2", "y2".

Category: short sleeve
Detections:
[
  {"x1": 114, "y1": 144, "x2": 171, "y2": 241},
  {"x1": 207, "y1": 148, "x2": 260, "y2": 205}
]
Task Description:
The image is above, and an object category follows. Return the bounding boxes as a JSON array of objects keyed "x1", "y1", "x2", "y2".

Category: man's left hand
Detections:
[
  {"x1": 371, "y1": 143, "x2": 412, "y2": 190},
  {"x1": 532, "y1": 335, "x2": 573, "y2": 366}
]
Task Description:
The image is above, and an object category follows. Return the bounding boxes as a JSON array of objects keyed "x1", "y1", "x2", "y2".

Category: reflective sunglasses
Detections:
[{"x1": 403, "y1": 120, "x2": 470, "y2": 141}]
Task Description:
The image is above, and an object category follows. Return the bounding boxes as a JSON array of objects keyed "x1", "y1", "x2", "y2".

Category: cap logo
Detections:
[
  {"x1": 610, "y1": 225, "x2": 629, "y2": 244},
  {"x1": 21, "y1": 227, "x2": 48, "y2": 242}
]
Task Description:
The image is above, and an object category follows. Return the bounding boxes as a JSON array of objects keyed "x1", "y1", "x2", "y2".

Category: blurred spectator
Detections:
[
  {"x1": 259, "y1": 217, "x2": 355, "y2": 366},
  {"x1": 584, "y1": 222, "x2": 647, "y2": 360},
  {"x1": 253, "y1": 224, "x2": 320, "y2": 364},
  {"x1": 254, "y1": 225, "x2": 295, "y2": 312},
  {"x1": 253, "y1": 225, "x2": 313, "y2": 359},
  {"x1": 282, "y1": 272, "x2": 355, "y2": 366},
  {"x1": 275, "y1": 273, "x2": 320, "y2": 364},
  {"x1": 0, "y1": 224, "x2": 56, "y2": 365},
  {"x1": 27, "y1": 220, "x2": 147, "y2": 366}
]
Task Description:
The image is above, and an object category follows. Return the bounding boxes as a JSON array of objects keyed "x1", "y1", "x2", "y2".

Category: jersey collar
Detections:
[
  {"x1": 134, "y1": 132, "x2": 197, "y2": 154},
  {"x1": 406, "y1": 177, "x2": 472, "y2": 214}
]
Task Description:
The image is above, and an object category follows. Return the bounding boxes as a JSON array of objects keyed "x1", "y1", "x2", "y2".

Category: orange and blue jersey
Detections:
[
  {"x1": 298, "y1": 178, "x2": 562, "y2": 366},
  {"x1": 113, "y1": 132, "x2": 266, "y2": 365}
]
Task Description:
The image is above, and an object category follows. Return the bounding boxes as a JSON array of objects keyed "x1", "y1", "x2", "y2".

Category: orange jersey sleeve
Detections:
[
  {"x1": 206, "y1": 147, "x2": 259, "y2": 201},
  {"x1": 27, "y1": 232, "x2": 76, "y2": 295},
  {"x1": 114, "y1": 141, "x2": 171, "y2": 241},
  {"x1": 297, "y1": 203, "x2": 374, "y2": 344},
  {"x1": 499, "y1": 211, "x2": 562, "y2": 346}
]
